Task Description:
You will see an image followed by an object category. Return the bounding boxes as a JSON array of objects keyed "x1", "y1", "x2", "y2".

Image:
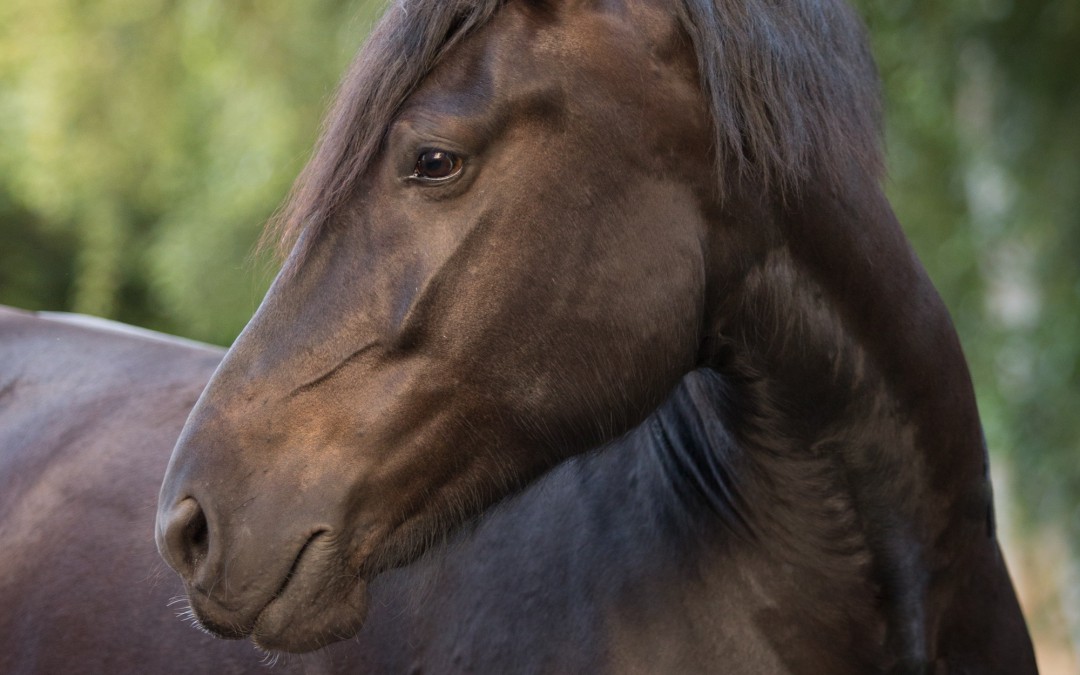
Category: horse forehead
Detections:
[
  {"x1": 510, "y1": 0, "x2": 689, "y2": 81},
  {"x1": 413, "y1": 0, "x2": 689, "y2": 107}
]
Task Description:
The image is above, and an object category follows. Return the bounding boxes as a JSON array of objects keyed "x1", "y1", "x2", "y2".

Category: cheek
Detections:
[
  {"x1": 553, "y1": 180, "x2": 707, "y2": 403},
  {"x1": 354, "y1": 191, "x2": 489, "y2": 342},
  {"x1": 439, "y1": 183, "x2": 705, "y2": 443}
]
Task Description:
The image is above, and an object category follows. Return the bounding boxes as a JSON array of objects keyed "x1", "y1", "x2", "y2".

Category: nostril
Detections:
[
  {"x1": 161, "y1": 498, "x2": 210, "y2": 578},
  {"x1": 184, "y1": 503, "x2": 209, "y2": 562}
]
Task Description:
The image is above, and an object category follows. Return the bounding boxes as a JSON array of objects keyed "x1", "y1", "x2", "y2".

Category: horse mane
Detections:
[{"x1": 265, "y1": 0, "x2": 883, "y2": 260}]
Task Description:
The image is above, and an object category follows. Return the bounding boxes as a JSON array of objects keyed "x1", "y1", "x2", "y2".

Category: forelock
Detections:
[{"x1": 266, "y1": 0, "x2": 883, "y2": 263}]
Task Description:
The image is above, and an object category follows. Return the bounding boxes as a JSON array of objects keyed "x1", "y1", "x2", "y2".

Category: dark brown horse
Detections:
[
  {"x1": 4, "y1": 0, "x2": 1038, "y2": 672},
  {"x1": 155, "y1": 0, "x2": 1039, "y2": 671}
]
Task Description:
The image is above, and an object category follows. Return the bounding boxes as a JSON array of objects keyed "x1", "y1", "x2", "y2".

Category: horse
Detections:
[
  {"x1": 4, "y1": 0, "x2": 1038, "y2": 671},
  {"x1": 158, "y1": 0, "x2": 1038, "y2": 671}
]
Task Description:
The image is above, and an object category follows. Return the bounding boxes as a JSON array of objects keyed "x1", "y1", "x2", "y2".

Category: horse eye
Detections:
[{"x1": 413, "y1": 149, "x2": 463, "y2": 182}]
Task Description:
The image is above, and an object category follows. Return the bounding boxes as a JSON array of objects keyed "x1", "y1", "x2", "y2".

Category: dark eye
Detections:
[{"x1": 412, "y1": 149, "x2": 463, "y2": 182}]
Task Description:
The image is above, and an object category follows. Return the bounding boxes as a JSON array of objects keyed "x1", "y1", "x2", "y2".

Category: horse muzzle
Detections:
[{"x1": 156, "y1": 495, "x2": 370, "y2": 652}]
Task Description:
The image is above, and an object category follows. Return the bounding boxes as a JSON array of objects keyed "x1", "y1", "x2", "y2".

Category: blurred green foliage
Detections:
[
  {"x1": 0, "y1": 0, "x2": 381, "y2": 341},
  {"x1": 0, "y1": 0, "x2": 1077, "y2": 618}
]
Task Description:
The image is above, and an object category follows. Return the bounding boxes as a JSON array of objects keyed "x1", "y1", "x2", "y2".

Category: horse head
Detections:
[
  {"x1": 156, "y1": 0, "x2": 729, "y2": 651},
  {"x1": 156, "y1": 0, "x2": 929, "y2": 656}
]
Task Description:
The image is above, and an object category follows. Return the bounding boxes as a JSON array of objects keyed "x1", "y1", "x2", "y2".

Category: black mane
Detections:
[{"x1": 267, "y1": 0, "x2": 883, "y2": 260}]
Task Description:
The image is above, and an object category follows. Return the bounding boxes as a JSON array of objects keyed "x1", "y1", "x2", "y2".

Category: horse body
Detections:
[
  {"x1": 0, "y1": 308, "x2": 249, "y2": 673},
  {"x1": 0, "y1": 309, "x2": 885, "y2": 673},
  {"x1": 0, "y1": 308, "x2": 928, "y2": 673}
]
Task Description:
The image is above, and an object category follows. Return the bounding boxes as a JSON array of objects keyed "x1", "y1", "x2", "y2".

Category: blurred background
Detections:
[{"x1": 0, "y1": 0, "x2": 1076, "y2": 670}]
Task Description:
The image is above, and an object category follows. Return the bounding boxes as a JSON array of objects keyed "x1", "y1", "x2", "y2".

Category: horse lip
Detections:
[
  {"x1": 185, "y1": 586, "x2": 256, "y2": 638},
  {"x1": 190, "y1": 587, "x2": 246, "y2": 614},
  {"x1": 262, "y1": 529, "x2": 329, "y2": 611},
  {"x1": 186, "y1": 529, "x2": 330, "y2": 640},
  {"x1": 247, "y1": 529, "x2": 371, "y2": 652}
]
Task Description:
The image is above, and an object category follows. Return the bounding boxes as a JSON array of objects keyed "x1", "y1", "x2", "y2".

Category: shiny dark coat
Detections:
[
  {"x1": 5, "y1": 0, "x2": 1038, "y2": 672},
  {"x1": 1, "y1": 309, "x2": 1037, "y2": 673}
]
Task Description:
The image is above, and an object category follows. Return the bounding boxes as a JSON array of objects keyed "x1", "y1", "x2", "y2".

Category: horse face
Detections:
[{"x1": 157, "y1": 0, "x2": 715, "y2": 652}]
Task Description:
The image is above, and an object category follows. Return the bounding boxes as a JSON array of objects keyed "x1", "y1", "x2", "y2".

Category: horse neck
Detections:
[{"x1": 689, "y1": 171, "x2": 999, "y2": 663}]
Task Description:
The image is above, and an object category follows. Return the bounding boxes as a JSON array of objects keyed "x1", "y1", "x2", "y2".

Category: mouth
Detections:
[
  {"x1": 189, "y1": 530, "x2": 370, "y2": 653},
  {"x1": 260, "y1": 529, "x2": 328, "y2": 615}
]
